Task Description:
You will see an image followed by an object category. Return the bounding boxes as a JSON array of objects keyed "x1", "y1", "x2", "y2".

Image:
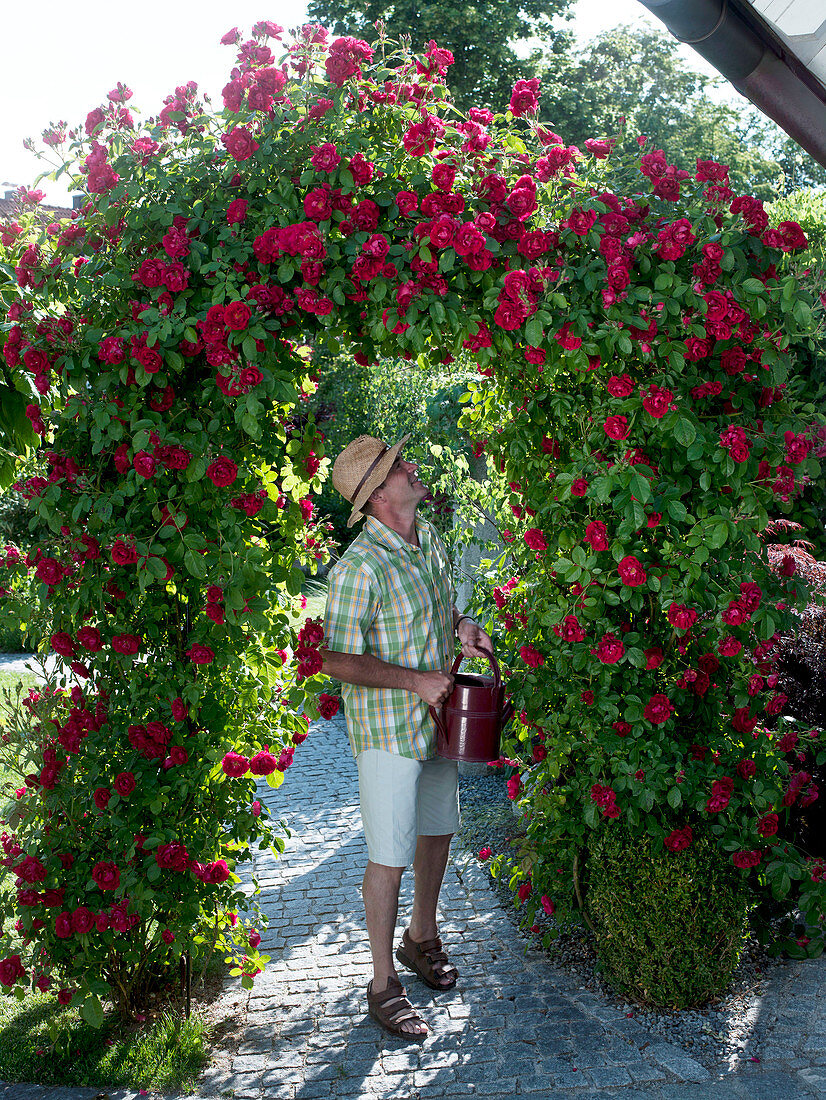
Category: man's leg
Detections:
[
  {"x1": 362, "y1": 860, "x2": 428, "y2": 1037},
  {"x1": 362, "y1": 859, "x2": 404, "y2": 989},
  {"x1": 408, "y1": 832, "x2": 453, "y2": 943}
]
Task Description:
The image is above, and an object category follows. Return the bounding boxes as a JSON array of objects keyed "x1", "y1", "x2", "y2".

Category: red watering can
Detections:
[{"x1": 430, "y1": 649, "x2": 514, "y2": 763}]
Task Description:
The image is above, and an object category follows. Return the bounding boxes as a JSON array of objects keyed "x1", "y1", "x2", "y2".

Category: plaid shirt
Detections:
[{"x1": 324, "y1": 516, "x2": 456, "y2": 760}]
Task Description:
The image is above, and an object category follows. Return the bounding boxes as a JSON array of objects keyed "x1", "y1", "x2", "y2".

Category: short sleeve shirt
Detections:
[{"x1": 324, "y1": 515, "x2": 456, "y2": 760}]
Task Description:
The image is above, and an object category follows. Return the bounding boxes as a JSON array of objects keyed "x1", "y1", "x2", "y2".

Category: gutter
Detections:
[{"x1": 637, "y1": 0, "x2": 826, "y2": 169}]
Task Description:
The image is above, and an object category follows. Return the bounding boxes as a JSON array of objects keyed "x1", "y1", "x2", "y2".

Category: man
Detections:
[{"x1": 322, "y1": 433, "x2": 493, "y2": 1041}]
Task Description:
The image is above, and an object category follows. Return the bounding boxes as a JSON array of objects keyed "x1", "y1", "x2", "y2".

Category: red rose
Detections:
[
  {"x1": 226, "y1": 198, "x2": 248, "y2": 225},
  {"x1": 758, "y1": 813, "x2": 779, "y2": 837},
  {"x1": 519, "y1": 645, "x2": 544, "y2": 668},
  {"x1": 617, "y1": 555, "x2": 647, "y2": 587},
  {"x1": 71, "y1": 906, "x2": 95, "y2": 934},
  {"x1": 592, "y1": 633, "x2": 625, "y2": 665},
  {"x1": 206, "y1": 458, "x2": 238, "y2": 488},
  {"x1": 51, "y1": 632, "x2": 75, "y2": 658},
  {"x1": 114, "y1": 771, "x2": 136, "y2": 796},
  {"x1": 57, "y1": 988, "x2": 74, "y2": 1005},
  {"x1": 718, "y1": 636, "x2": 742, "y2": 656},
  {"x1": 162, "y1": 929, "x2": 175, "y2": 944},
  {"x1": 224, "y1": 301, "x2": 252, "y2": 331},
  {"x1": 155, "y1": 842, "x2": 189, "y2": 872},
  {"x1": 171, "y1": 697, "x2": 188, "y2": 721},
  {"x1": 0, "y1": 955, "x2": 26, "y2": 986},
  {"x1": 93, "y1": 787, "x2": 111, "y2": 810},
  {"x1": 222, "y1": 751, "x2": 249, "y2": 777},
  {"x1": 187, "y1": 644, "x2": 214, "y2": 665},
  {"x1": 249, "y1": 750, "x2": 278, "y2": 775},
  {"x1": 571, "y1": 479, "x2": 588, "y2": 497},
  {"x1": 644, "y1": 693, "x2": 674, "y2": 725},
  {"x1": 524, "y1": 528, "x2": 547, "y2": 552},
  {"x1": 77, "y1": 626, "x2": 103, "y2": 651},
  {"x1": 318, "y1": 693, "x2": 340, "y2": 720},
  {"x1": 584, "y1": 521, "x2": 609, "y2": 552},
  {"x1": 667, "y1": 603, "x2": 696, "y2": 631},
  {"x1": 644, "y1": 647, "x2": 664, "y2": 669},
  {"x1": 604, "y1": 415, "x2": 630, "y2": 441},
  {"x1": 664, "y1": 826, "x2": 693, "y2": 852},
  {"x1": 222, "y1": 126, "x2": 259, "y2": 161},
  {"x1": 732, "y1": 850, "x2": 762, "y2": 869},
  {"x1": 112, "y1": 633, "x2": 141, "y2": 655},
  {"x1": 92, "y1": 861, "x2": 120, "y2": 891},
  {"x1": 35, "y1": 557, "x2": 65, "y2": 586},
  {"x1": 606, "y1": 374, "x2": 634, "y2": 398},
  {"x1": 111, "y1": 538, "x2": 138, "y2": 565},
  {"x1": 132, "y1": 450, "x2": 156, "y2": 478}
]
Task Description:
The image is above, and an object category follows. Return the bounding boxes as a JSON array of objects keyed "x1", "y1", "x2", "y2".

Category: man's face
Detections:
[{"x1": 376, "y1": 455, "x2": 428, "y2": 509}]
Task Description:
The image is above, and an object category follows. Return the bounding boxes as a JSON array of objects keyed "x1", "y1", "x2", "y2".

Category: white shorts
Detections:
[{"x1": 356, "y1": 749, "x2": 460, "y2": 868}]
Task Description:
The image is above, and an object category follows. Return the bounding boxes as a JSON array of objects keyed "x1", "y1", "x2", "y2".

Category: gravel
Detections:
[{"x1": 457, "y1": 766, "x2": 785, "y2": 1072}]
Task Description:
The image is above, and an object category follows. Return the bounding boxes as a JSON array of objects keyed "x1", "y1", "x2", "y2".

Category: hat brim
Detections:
[{"x1": 346, "y1": 434, "x2": 411, "y2": 527}]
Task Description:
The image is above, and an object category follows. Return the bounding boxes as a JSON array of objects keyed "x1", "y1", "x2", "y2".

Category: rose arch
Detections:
[{"x1": 0, "y1": 23, "x2": 823, "y2": 1020}]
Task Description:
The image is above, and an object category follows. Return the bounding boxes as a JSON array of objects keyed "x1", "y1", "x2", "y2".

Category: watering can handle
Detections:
[{"x1": 448, "y1": 647, "x2": 501, "y2": 693}]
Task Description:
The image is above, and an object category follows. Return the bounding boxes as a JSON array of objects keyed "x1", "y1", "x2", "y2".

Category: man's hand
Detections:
[
  {"x1": 414, "y1": 670, "x2": 455, "y2": 707},
  {"x1": 457, "y1": 618, "x2": 494, "y2": 661}
]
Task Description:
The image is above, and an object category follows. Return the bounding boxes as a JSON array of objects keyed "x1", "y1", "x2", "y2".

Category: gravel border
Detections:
[{"x1": 456, "y1": 767, "x2": 786, "y2": 1072}]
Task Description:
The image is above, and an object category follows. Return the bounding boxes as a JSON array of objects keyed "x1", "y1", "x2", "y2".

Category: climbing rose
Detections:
[
  {"x1": 206, "y1": 458, "x2": 238, "y2": 487},
  {"x1": 604, "y1": 415, "x2": 630, "y2": 440},
  {"x1": 112, "y1": 633, "x2": 140, "y2": 655},
  {"x1": 222, "y1": 126, "x2": 259, "y2": 161},
  {"x1": 114, "y1": 771, "x2": 136, "y2": 796},
  {"x1": 524, "y1": 528, "x2": 547, "y2": 552},
  {"x1": 92, "y1": 862, "x2": 120, "y2": 891},
  {"x1": 664, "y1": 826, "x2": 693, "y2": 852},
  {"x1": 0, "y1": 955, "x2": 26, "y2": 986},
  {"x1": 644, "y1": 694, "x2": 674, "y2": 724},
  {"x1": 317, "y1": 693, "x2": 340, "y2": 719},
  {"x1": 733, "y1": 850, "x2": 762, "y2": 869},
  {"x1": 249, "y1": 750, "x2": 278, "y2": 775},
  {"x1": 617, "y1": 556, "x2": 647, "y2": 587},
  {"x1": 667, "y1": 603, "x2": 696, "y2": 630},
  {"x1": 222, "y1": 751, "x2": 249, "y2": 777},
  {"x1": 187, "y1": 644, "x2": 214, "y2": 664},
  {"x1": 758, "y1": 813, "x2": 779, "y2": 837},
  {"x1": 584, "y1": 521, "x2": 609, "y2": 551},
  {"x1": 592, "y1": 633, "x2": 625, "y2": 664},
  {"x1": 519, "y1": 645, "x2": 544, "y2": 668},
  {"x1": 478, "y1": 847, "x2": 492, "y2": 861}
]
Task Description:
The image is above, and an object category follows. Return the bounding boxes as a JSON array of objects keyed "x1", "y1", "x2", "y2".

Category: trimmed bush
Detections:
[{"x1": 586, "y1": 821, "x2": 752, "y2": 1009}]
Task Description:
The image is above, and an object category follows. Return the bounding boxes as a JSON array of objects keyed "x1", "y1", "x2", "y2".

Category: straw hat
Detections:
[{"x1": 332, "y1": 434, "x2": 411, "y2": 527}]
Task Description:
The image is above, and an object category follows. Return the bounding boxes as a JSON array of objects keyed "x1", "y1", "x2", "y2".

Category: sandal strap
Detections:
[
  {"x1": 368, "y1": 979, "x2": 426, "y2": 1030},
  {"x1": 406, "y1": 932, "x2": 458, "y2": 978}
]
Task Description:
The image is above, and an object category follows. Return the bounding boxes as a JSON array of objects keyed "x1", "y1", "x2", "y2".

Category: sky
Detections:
[{"x1": 0, "y1": 0, "x2": 729, "y2": 206}]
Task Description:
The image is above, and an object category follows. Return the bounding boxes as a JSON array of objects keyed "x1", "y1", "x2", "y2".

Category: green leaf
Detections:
[
  {"x1": 184, "y1": 549, "x2": 207, "y2": 579},
  {"x1": 630, "y1": 471, "x2": 651, "y2": 504},
  {"x1": 80, "y1": 995, "x2": 104, "y2": 1029},
  {"x1": 667, "y1": 787, "x2": 682, "y2": 809},
  {"x1": 673, "y1": 417, "x2": 696, "y2": 447}
]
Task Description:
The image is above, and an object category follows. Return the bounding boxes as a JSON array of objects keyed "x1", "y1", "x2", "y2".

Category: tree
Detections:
[
  {"x1": 539, "y1": 26, "x2": 826, "y2": 200},
  {"x1": 306, "y1": 0, "x2": 573, "y2": 112}
]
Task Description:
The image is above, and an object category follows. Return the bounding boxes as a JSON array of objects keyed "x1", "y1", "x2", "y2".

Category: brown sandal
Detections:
[
  {"x1": 367, "y1": 976, "x2": 428, "y2": 1041},
  {"x1": 395, "y1": 929, "x2": 459, "y2": 991}
]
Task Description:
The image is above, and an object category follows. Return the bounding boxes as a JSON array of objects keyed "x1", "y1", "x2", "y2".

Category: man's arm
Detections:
[{"x1": 321, "y1": 649, "x2": 454, "y2": 707}]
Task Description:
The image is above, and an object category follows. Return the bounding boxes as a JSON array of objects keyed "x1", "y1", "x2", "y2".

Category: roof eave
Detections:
[{"x1": 637, "y1": 0, "x2": 826, "y2": 169}]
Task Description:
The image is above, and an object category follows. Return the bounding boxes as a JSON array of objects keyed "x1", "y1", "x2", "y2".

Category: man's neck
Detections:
[{"x1": 371, "y1": 507, "x2": 419, "y2": 546}]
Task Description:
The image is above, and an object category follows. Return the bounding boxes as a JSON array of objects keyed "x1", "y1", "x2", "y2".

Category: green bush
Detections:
[{"x1": 586, "y1": 821, "x2": 752, "y2": 1009}]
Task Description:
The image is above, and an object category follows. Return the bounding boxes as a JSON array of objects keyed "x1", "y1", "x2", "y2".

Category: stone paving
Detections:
[{"x1": 0, "y1": 703, "x2": 824, "y2": 1100}]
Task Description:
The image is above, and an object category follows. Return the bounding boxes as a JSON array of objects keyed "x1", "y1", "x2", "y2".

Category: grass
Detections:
[{"x1": 0, "y1": 995, "x2": 210, "y2": 1091}]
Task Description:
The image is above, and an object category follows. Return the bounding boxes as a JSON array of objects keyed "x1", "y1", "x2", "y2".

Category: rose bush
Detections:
[{"x1": 0, "y1": 21, "x2": 824, "y2": 1023}]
